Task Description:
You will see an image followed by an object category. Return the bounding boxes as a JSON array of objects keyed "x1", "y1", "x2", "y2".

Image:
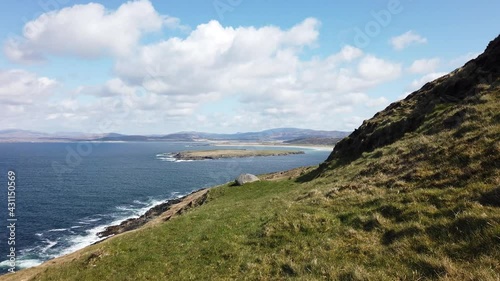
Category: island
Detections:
[{"x1": 172, "y1": 149, "x2": 305, "y2": 160}]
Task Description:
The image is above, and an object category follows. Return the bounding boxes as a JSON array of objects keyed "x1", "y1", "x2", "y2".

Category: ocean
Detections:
[{"x1": 0, "y1": 142, "x2": 330, "y2": 273}]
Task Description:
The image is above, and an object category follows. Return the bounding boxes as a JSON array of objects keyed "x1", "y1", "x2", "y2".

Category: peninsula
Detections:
[{"x1": 172, "y1": 149, "x2": 305, "y2": 160}]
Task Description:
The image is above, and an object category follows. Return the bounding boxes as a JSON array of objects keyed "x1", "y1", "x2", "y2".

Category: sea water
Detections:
[{"x1": 0, "y1": 142, "x2": 330, "y2": 273}]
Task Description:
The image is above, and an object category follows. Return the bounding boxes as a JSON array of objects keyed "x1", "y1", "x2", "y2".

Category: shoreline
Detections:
[
  {"x1": 0, "y1": 187, "x2": 214, "y2": 280},
  {"x1": 0, "y1": 164, "x2": 302, "y2": 279},
  {"x1": 209, "y1": 141, "x2": 334, "y2": 151},
  {"x1": 96, "y1": 188, "x2": 209, "y2": 238},
  {"x1": 0, "y1": 166, "x2": 309, "y2": 278},
  {"x1": 171, "y1": 149, "x2": 305, "y2": 160}
]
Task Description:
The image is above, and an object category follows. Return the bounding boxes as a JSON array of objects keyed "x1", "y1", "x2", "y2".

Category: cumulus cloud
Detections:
[
  {"x1": 408, "y1": 58, "x2": 440, "y2": 74},
  {"x1": 115, "y1": 19, "x2": 397, "y2": 98},
  {"x1": 390, "y1": 31, "x2": 427, "y2": 50},
  {"x1": 78, "y1": 78, "x2": 137, "y2": 97},
  {"x1": 109, "y1": 18, "x2": 400, "y2": 131},
  {"x1": 409, "y1": 72, "x2": 447, "y2": 91},
  {"x1": 0, "y1": 69, "x2": 59, "y2": 131},
  {"x1": 0, "y1": 69, "x2": 57, "y2": 105},
  {"x1": 1, "y1": 0, "x2": 404, "y2": 133},
  {"x1": 114, "y1": 18, "x2": 322, "y2": 99},
  {"x1": 358, "y1": 55, "x2": 402, "y2": 80},
  {"x1": 4, "y1": 0, "x2": 173, "y2": 63}
]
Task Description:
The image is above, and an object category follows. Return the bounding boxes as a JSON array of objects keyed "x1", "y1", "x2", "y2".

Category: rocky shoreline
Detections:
[{"x1": 97, "y1": 189, "x2": 209, "y2": 238}]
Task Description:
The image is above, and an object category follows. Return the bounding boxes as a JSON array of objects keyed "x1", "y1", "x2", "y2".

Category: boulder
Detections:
[{"x1": 235, "y1": 174, "x2": 260, "y2": 186}]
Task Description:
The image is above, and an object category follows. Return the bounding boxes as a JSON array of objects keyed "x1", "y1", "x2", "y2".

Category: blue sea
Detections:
[{"x1": 0, "y1": 142, "x2": 330, "y2": 273}]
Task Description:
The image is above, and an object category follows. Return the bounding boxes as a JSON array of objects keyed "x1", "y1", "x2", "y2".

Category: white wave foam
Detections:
[
  {"x1": 9, "y1": 193, "x2": 188, "y2": 271},
  {"x1": 56, "y1": 197, "x2": 170, "y2": 257},
  {"x1": 41, "y1": 240, "x2": 58, "y2": 253},
  {"x1": 159, "y1": 157, "x2": 176, "y2": 162},
  {"x1": 0, "y1": 258, "x2": 43, "y2": 269},
  {"x1": 115, "y1": 205, "x2": 136, "y2": 212},
  {"x1": 17, "y1": 259, "x2": 43, "y2": 268},
  {"x1": 59, "y1": 225, "x2": 107, "y2": 257},
  {"x1": 79, "y1": 217, "x2": 102, "y2": 223},
  {"x1": 156, "y1": 153, "x2": 176, "y2": 161},
  {"x1": 155, "y1": 152, "x2": 196, "y2": 162},
  {"x1": 48, "y1": 228, "x2": 67, "y2": 232},
  {"x1": 133, "y1": 199, "x2": 166, "y2": 216}
]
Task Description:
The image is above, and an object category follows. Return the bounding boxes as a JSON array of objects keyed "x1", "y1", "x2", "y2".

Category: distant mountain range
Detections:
[{"x1": 0, "y1": 128, "x2": 351, "y2": 144}]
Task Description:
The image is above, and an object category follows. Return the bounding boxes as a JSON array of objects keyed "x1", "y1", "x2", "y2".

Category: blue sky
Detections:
[{"x1": 0, "y1": 0, "x2": 498, "y2": 134}]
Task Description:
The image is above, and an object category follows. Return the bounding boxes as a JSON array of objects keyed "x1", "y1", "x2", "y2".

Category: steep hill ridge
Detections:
[{"x1": 328, "y1": 35, "x2": 500, "y2": 162}]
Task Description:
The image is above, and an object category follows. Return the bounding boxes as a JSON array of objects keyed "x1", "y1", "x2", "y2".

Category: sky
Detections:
[{"x1": 0, "y1": 0, "x2": 498, "y2": 134}]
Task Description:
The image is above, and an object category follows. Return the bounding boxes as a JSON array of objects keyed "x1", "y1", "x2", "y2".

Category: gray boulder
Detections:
[{"x1": 235, "y1": 174, "x2": 260, "y2": 186}]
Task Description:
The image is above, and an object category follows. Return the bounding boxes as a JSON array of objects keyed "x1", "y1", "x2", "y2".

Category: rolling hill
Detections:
[{"x1": 0, "y1": 128, "x2": 350, "y2": 143}]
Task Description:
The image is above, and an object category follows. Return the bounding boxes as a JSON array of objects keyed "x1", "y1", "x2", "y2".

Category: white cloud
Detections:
[
  {"x1": 4, "y1": 0, "x2": 169, "y2": 63},
  {"x1": 0, "y1": 69, "x2": 59, "y2": 131},
  {"x1": 366, "y1": 96, "x2": 389, "y2": 107},
  {"x1": 342, "y1": 116, "x2": 366, "y2": 131},
  {"x1": 390, "y1": 31, "x2": 427, "y2": 50},
  {"x1": 111, "y1": 18, "x2": 401, "y2": 131},
  {"x1": 449, "y1": 52, "x2": 481, "y2": 68},
  {"x1": 409, "y1": 72, "x2": 447, "y2": 91},
  {"x1": 408, "y1": 58, "x2": 440, "y2": 73},
  {"x1": 114, "y1": 18, "x2": 323, "y2": 98},
  {"x1": 327, "y1": 45, "x2": 363, "y2": 64},
  {"x1": 0, "y1": 69, "x2": 57, "y2": 105},
  {"x1": 1, "y1": 0, "x2": 406, "y2": 133},
  {"x1": 78, "y1": 78, "x2": 137, "y2": 97},
  {"x1": 163, "y1": 15, "x2": 190, "y2": 31},
  {"x1": 358, "y1": 55, "x2": 402, "y2": 81}
]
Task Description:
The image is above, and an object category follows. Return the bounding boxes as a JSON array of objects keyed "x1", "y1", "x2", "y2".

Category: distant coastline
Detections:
[
  {"x1": 210, "y1": 141, "x2": 334, "y2": 151},
  {"x1": 171, "y1": 149, "x2": 305, "y2": 160},
  {"x1": 0, "y1": 128, "x2": 350, "y2": 144}
]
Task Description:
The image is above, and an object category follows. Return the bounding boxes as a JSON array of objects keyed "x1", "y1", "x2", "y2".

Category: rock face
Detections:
[
  {"x1": 327, "y1": 35, "x2": 500, "y2": 162},
  {"x1": 235, "y1": 174, "x2": 260, "y2": 186}
]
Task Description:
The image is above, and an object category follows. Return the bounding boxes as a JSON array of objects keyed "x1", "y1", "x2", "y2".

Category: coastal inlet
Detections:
[{"x1": 157, "y1": 149, "x2": 305, "y2": 161}]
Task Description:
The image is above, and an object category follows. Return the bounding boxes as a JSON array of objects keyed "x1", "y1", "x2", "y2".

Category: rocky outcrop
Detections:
[
  {"x1": 235, "y1": 174, "x2": 260, "y2": 186},
  {"x1": 97, "y1": 189, "x2": 208, "y2": 238},
  {"x1": 327, "y1": 35, "x2": 500, "y2": 162}
]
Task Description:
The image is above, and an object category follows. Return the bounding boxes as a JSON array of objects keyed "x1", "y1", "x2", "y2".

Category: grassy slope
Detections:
[
  {"x1": 4, "y1": 88, "x2": 498, "y2": 280},
  {"x1": 4, "y1": 37, "x2": 500, "y2": 280}
]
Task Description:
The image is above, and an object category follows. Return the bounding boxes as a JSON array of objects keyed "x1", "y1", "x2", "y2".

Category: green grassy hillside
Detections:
[{"x1": 3, "y1": 37, "x2": 499, "y2": 280}]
